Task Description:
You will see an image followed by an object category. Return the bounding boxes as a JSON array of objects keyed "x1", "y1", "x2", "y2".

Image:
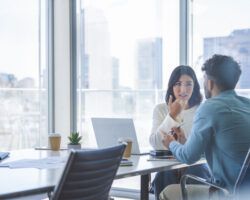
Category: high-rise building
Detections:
[
  {"x1": 136, "y1": 37, "x2": 163, "y2": 89},
  {"x1": 112, "y1": 57, "x2": 119, "y2": 89},
  {"x1": 135, "y1": 38, "x2": 163, "y2": 115},
  {"x1": 203, "y1": 29, "x2": 250, "y2": 88},
  {"x1": 81, "y1": 54, "x2": 89, "y2": 89},
  {"x1": 80, "y1": 7, "x2": 113, "y2": 118},
  {"x1": 83, "y1": 8, "x2": 112, "y2": 90}
]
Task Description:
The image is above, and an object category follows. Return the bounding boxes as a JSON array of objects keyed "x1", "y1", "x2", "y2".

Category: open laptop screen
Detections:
[{"x1": 91, "y1": 118, "x2": 141, "y2": 154}]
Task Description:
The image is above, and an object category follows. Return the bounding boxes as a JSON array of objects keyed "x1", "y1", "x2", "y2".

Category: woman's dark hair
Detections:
[{"x1": 165, "y1": 65, "x2": 202, "y2": 108}]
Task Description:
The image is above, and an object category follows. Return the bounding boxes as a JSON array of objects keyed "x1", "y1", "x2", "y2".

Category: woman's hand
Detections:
[
  {"x1": 171, "y1": 127, "x2": 186, "y2": 144},
  {"x1": 168, "y1": 95, "x2": 188, "y2": 120},
  {"x1": 160, "y1": 131, "x2": 176, "y2": 149},
  {"x1": 160, "y1": 127, "x2": 187, "y2": 148}
]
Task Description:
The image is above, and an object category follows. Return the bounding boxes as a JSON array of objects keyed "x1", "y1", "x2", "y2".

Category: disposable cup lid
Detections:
[
  {"x1": 49, "y1": 133, "x2": 61, "y2": 137},
  {"x1": 118, "y1": 137, "x2": 132, "y2": 143}
]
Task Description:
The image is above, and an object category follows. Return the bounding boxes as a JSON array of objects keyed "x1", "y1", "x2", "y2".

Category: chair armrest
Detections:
[{"x1": 180, "y1": 174, "x2": 229, "y2": 200}]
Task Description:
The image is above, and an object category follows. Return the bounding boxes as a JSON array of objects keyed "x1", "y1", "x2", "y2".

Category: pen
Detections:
[
  {"x1": 168, "y1": 122, "x2": 185, "y2": 135},
  {"x1": 176, "y1": 122, "x2": 185, "y2": 129}
]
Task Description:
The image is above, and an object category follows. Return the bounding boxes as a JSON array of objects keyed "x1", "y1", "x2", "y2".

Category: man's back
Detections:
[{"x1": 196, "y1": 90, "x2": 250, "y2": 191}]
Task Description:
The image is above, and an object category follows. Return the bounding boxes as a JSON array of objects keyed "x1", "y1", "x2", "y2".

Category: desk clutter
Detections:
[
  {"x1": 120, "y1": 158, "x2": 133, "y2": 166},
  {"x1": 0, "y1": 152, "x2": 9, "y2": 160},
  {"x1": 149, "y1": 150, "x2": 174, "y2": 159}
]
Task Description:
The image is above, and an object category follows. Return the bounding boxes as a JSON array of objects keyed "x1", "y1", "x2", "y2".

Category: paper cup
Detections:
[
  {"x1": 49, "y1": 134, "x2": 61, "y2": 151},
  {"x1": 118, "y1": 138, "x2": 133, "y2": 158}
]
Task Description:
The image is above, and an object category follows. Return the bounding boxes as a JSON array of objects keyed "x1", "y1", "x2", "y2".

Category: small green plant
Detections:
[{"x1": 68, "y1": 132, "x2": 82, "y2": 145}]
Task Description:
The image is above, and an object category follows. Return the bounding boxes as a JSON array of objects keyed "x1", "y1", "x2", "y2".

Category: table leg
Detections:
[{"x1": 141, "y1": 174, "x2": 150, "y2": 200}]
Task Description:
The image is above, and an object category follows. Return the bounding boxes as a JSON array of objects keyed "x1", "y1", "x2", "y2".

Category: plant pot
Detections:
[{"x1": 67, "y1": 144, "x2": 81, "y2": 150}]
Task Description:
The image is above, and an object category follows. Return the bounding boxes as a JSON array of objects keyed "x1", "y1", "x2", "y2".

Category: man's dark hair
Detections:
[
  {"x1": 202, "y1": 54, "x2": 241, "y2": 91},
  {"x1": 165, "y1": 65, "x2": 202, "y2": 108}
]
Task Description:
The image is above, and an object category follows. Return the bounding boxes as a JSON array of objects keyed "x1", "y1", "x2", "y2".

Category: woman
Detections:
[{"x1": 149, "y1": 65, "x2": 211, "y2": 199}]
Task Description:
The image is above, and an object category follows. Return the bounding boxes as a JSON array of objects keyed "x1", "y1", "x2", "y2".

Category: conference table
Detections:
[{"x1": 0, "y1": 149, "x2": 205, "y2": 200}]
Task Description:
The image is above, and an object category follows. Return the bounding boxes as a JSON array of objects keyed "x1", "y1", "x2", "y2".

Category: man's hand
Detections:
[
  {"x1": 172, "y1": 127, "x2": 186, "y2": 144},
  {"x1": 168, "y1": 95, "x2": 188, "y2": 120},
  {"x1": 161, "y1": 131, "x2": 176, "y2": 149}
]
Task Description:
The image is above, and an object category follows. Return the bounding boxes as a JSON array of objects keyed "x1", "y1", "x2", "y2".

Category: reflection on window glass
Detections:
[
  {"x1": 192, "y1": 0, "x2": 250, "y2": 96},
  {"x1": 0, "y1": 0, "x2": 49, "y2": 150},
  {"x1": 76, "y1": 0, "x2": 179, "y2": 149}
]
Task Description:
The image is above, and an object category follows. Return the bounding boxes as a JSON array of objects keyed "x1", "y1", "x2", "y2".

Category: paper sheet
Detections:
[{"x1": 0, "y1": 156, "x2": 67, "y2": 169}]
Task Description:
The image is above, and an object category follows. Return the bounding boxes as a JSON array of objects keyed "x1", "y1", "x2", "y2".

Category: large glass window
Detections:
[
  {"x1": 75, "y1": 0, "x2": 180, "y2": 190},
  {"x1": 191, "y1": 0, "x2": 250, "y2": 97},
  {"x1": 0, "y1": 0, "x2": 50, "y2": 150},
  {"x1": 76, "y1": 0, "x2": 179, "y2": 150}
]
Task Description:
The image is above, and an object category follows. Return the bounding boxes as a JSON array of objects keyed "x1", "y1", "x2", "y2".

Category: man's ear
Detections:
[{"x1": 207, "y1": 79, "x2": 214, "y2": 91}]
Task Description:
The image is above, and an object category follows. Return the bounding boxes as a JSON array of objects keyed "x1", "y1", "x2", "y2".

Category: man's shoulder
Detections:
[
  {"x1": 199, "y1": 98, "x2": 218, "y2": 110},
  {"x1": 195, "y1": 99, "x2": 222, "y2": 119},
  {"x1": 237, "y1": 95, "x2": 250, "y2": 104},
  {"x1": 198, "y1": 92, "x2": 250, "y2": 114}
]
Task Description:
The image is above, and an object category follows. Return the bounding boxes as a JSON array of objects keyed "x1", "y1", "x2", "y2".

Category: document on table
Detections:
[
  {"x1": 0, "y1": 156, "x2": 67, "y2": 169},
  {"x1": 147, "y1": 156, "x2": 176, "y2": 161},
  {"x1": 120, "y1": 158, "x2": 133, "y2": 166}
]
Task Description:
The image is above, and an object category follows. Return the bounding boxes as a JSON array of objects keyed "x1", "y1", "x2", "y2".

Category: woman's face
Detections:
[{"x1": 173, "y1": 74, "x2": 194, "y2": 102}]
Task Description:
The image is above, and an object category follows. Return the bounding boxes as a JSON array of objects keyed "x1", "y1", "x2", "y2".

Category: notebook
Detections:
[{"x1": 91, "y1": 118, "x2": 149, "y2": 155}]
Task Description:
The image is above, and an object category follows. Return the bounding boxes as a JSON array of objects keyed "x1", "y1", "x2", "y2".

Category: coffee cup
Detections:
[
  {"x1": 49, "y1": 133, "x2": 61, "y2": 151},
  {"x1": 118, "y1": 138, "x2": 133, "y2": 158}
]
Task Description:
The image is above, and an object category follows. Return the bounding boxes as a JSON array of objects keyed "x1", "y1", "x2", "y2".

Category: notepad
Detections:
[
  {"x1": 148, "y1": 150, "x2": 174, "y2": 160},
  {"x1": 120, "y1": 158, "x2": 133, "y2": 166},
  {"x1": 147, "y1": 156, "x2": 174, "y2": 161},
  {"x1": 149, "y1": 150, "x2": 173, "y2": 157},
  {"x1": 0, "y1": 152, "x2": 10, "y2": 160}
]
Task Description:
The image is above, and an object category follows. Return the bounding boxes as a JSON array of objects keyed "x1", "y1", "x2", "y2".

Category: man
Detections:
[{"x1": 160, "y1": 54, "x2": 250, "y2": 200}]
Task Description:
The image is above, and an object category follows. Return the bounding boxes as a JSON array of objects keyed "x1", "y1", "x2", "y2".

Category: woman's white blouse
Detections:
[{"x1": 149, "y1": 103, "x2": 199, "y2": 150}]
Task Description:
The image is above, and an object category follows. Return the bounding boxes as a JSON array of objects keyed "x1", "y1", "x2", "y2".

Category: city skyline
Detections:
[
  {"x1": 203, "y1": 29, "x2": 250, "y2": 88},
  {"x1": 1, "y1": 0, "x2": 250, "y2": 90},
  {"x1": 2, "y1": 27, "x2": 250, "y2": 90}
]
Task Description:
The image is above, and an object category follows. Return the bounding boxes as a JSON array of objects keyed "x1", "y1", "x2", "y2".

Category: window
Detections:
[
  {"x1": 75, "y1": 0, "x2": 180, "y2": 150},
  {"x1": 191, "y1": 0, "x2": 250, "y2": 97},
  {"x1": 0, "y1": 0, "x2": 50, "y2": 150}
]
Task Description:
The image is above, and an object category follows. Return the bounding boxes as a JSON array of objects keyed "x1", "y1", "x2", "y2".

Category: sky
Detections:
[
  {"x1": 0, "y1": 0, "x2": 40, "y2": 82},
  {"x1": 83, "y1": 0, "x2": 179, "y2": 87},
  {"x1": 191, "y1": 0, "x2": 250, "y2": 80},
  {"x1": 193, "y1": 0, "x2": 250, "y2": 56},
  {"x1": 83, "y1": 0, "x2": 250, "y2": 88}
]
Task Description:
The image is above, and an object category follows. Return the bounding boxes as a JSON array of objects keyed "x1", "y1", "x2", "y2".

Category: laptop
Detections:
[{"x1": 91, "y1": 118, "x2": 149, "y2": 155}]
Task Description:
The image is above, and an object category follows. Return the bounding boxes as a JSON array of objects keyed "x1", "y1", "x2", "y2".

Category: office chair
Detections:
[
  {"x1": 180, "y1": 147, "x2": 250, "y2": 200},
  {"x1": 50, "y1": 144, "x2": 126, "y2": 200}
]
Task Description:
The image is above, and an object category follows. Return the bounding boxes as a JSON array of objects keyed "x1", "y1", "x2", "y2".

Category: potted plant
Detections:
[{"x1": 67, "y1": 132, "x2": 82, "y2": 150}]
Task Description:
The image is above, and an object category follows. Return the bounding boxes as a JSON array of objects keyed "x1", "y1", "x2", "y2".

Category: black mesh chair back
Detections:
[{"x1": 51, "y1": 144, "x2": 126, "y2": 200}]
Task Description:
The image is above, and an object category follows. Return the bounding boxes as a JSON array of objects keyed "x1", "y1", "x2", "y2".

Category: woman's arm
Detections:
[{"x1": 149, "y1": 104, "x2": 180, "y2": 150}]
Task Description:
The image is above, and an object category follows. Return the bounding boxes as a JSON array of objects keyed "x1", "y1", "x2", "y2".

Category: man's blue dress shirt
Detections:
[{"x1": 169, "y1": 90, "x2": 250, "y2": 191}]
